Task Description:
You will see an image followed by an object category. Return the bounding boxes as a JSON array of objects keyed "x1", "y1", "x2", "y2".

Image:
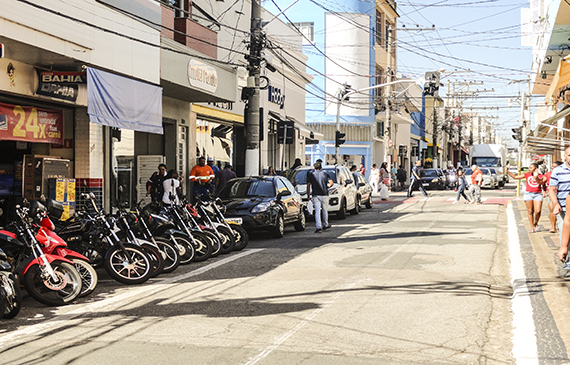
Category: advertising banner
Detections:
[{"x1": 0, "y1": 102, "x2": 63, "y2": 144}]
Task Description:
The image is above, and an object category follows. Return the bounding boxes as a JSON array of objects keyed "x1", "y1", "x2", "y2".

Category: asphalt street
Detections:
[{"x1": 0, "y1": 182, "x2": 568, "y2": 364}]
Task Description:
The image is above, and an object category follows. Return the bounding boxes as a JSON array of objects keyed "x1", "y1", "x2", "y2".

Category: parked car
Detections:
[
  {"x1": 464, "y1": 168, "x2": 497, "y2": 189},
  {"x1": 480, "y1": 168, "x2": 498, "y2": 189},
  {"x1": 289, "y1": 165, "x2": 358, "y2": 219},
  {"x1": 489, "y1": 168, "x2": 501, "y2": 189},
  {"x1": 419, "y1": 168, "x2": 445, "y2": 190},
  {"x1": 352, "y1": 171, "x2": 373, "y2": 209},
  {"x1": 217, "y1": 176, "x2": 306, "y2": 238}
]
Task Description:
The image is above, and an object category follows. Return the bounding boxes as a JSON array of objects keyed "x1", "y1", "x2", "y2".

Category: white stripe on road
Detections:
[
  {"x1": 0, "y1": 249, "x2": 264, "y2": 351},
  {"x1": 507, "y1": 202, "x2": 538, "y2": 364},
  {"x1": 242, "y1": 283, "x2": 356, "y2": 365}
]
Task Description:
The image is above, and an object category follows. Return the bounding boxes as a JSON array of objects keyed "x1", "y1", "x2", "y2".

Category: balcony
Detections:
[{"x1": 160, "y1": 3, "x2": 218, "y2": 59}]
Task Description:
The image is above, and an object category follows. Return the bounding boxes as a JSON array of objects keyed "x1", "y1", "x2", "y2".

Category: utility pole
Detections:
[
  {"x1": 386, "y1": 25, "x2": 393, "y2": 170},
  {"x1": 245, "y1": 0, "x2": 262, "y2": 176},
  {"x1": 433, "y1": 106, "x2": 438, "y2": 167}
]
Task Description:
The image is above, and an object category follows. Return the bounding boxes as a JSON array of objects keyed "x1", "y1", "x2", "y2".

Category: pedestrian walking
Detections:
[
  {"x1": 452, "y1": 169, "x2": 471, "y2": 204},
  {"x1": 397, "y1": 166, "x2": 407, "y2": 190},
  {"x1": 307, "y1": 161, "x2": 333, "y2": 233},
  {"x1": 207, "y1": 157, "x2": 219, "y2": 191},
  {"x1": 146, "y1": 163, "x2": 167, "y2": 202},
  {"x1": 468, "y1": 164, "x2": 483, "y2": 204},
  {"x1": 369, "y1": 164, "x2": 380, "y2": 194},
  {"x1": 350, "y1": 165, "x2": 359, "y2": 187},
  {"x1": 215, "y1": 163, "x2": 237, "y2": 194},
  {"x1": 550, "y1": 146, "x2": 570, "y2": 245},
  {"x1": 408, "y1": 160, "x2": 428, "y2": 197},
  {"x1": 507, "y1": 162, "x2": 545, "y2": 232},
  {"x1": 544, "y1": 161, "x2": 563, "y2": 233},
  {"x1": 162, "y1": 169, "x2": 181, "y2": 206},
  {"x1": 189, "y1": 156, "x2": 215, "y2": 200}
]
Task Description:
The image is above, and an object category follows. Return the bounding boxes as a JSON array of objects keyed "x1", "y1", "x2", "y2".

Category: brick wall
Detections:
[{"x1": 174, "y1": 18, "x2": 217, "y2": 59}]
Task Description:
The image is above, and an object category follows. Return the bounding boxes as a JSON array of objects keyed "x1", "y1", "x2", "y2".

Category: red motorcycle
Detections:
[
  {"x1": 34, "y1": 205, "x2": 97, "y2": 298},
  {"x1": 0, "y1": 201, "x2": 83, "y2": 306}
]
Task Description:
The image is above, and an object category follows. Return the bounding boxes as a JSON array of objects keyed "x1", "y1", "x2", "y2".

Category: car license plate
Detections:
[
  {"x1": 225, "y1": 217, "x2": 243, "y2": 225},
  {"x1": 422, "y1": 183, "x2": 429, "y2": 187}
]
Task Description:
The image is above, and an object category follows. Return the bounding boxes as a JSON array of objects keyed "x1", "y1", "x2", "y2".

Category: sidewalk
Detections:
[{"x1": 511, "y1": 198, "x2": 570, "y2": 359}]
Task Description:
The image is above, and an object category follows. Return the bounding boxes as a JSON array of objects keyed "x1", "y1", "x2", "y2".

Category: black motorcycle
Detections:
[
  {"x1": 56, "y1": 193, "x2": 153, "y2": 285},
  {"x1": 0, "y1": 247, "x2": 21, "y2": 319}
]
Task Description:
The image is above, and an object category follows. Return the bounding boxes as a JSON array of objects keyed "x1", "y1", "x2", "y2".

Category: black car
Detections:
[
  {"x1": 419, "y1": 168, "x2": 445, "y2": 190},
  {"x1": 217, "y1": 176, "x2": 306, "y2": 238}
]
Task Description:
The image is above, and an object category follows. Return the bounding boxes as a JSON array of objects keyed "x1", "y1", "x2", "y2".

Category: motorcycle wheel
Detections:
[
  {"x1": 191, "y1": 231, "x2": 213, "y2": 262},
  {"x1": 201, "y1": 229, "x2": 222, "y2": 258},
  {"x1": 1, "y1": 273, "x2": 22, "y2": 319},
  {"x1": 230, "y1": 225, "x2": 249, "y2": 251},
  {"x1": 166, "y1": 233, "x2": 195, "y2": 265},
  {"x1": 23, "y1": 260, "x2": 82, "y2": 306},
  {"x1": 217, "y1": 226, "x2": 236, "y2": 254},
  {"x1": 154, "y1": 237, "x2": 181, "y2": 274},
  {"x1": 103, "y1": 244, "x2": 153, "y2": 285},
  {"x1": 72, "y1": 259, "x2": 98, "y2": 298},
  {"x1": 141, "y1": 243, "x2": 165, "y2": 278}
]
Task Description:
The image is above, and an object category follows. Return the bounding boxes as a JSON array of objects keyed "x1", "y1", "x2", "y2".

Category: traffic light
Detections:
[
  {"x1": 424, "y1": 71, "x2": 440, "y2": 97},
  {"x1": 335, "y1": 130, "x2": 346, "y2": 147},
  {"x1": 340, "y1": 84, "x2": 352, "y2": 101},
  {"x1": 512, "y1": 127, "x2": 523, "y2": 143}
]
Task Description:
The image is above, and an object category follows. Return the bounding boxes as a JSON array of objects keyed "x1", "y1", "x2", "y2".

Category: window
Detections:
[
  {"x1": 276, "y1": 178, "x2": 288, "y2": 193},
  {"x1": 377, "y1": 121, "x2": 384, "y2": 138},
  {"x1": 292, "y1": 22, "x2": 314, "y2": 45},
  {"x1": 375, "y1": 10, "x2": 383, "y2": 45},
  {"x1": 385, "y1": 21, "x2": 391, "y2": 51}
]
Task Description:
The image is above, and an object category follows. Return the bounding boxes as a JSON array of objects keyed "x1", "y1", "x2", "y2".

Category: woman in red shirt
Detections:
[{"x1": 507, "y1": 162, "x2": 546, "y2": 233}]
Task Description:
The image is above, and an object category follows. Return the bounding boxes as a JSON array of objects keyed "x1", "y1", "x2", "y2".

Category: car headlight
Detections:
[
  {"x1": 328, "y1": 187, "x2": 339, "y2": 195},
  {"x1": 251, "y1": 202, "x2": 272, "y2": 213}
]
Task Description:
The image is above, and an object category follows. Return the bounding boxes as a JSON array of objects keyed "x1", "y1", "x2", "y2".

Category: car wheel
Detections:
[
  {"x1": 271, "y1": 213, "x2": 285, "y2": 238},
  {"x1": 365, "y1": 195, "x2": 372, "y2": 209},
  {"x1": 351, "y1": 196, "x2": 361, "y2": 214},
  {"x1": 293, "y1": 211, "x2": 306, "y2": 231},
  {"x1": 336, "y1": 198, "x2": 347, "y2": 219}
]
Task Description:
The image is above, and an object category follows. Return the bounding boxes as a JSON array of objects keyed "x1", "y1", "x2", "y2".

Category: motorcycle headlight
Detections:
[{"x1": 251, "y1": 202, "x2": 272, "y2": 213}]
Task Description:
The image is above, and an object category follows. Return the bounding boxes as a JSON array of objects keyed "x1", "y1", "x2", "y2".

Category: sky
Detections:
[
  {"x1": 394, "y1": 0, "x2": 533, "y2": 148},
  {"x1": 263, "y1": 0, "x2": 535, "y2": 148}
]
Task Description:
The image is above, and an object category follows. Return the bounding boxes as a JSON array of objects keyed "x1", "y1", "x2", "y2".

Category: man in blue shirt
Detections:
[
  {"x1": 551, "y1": 146, "x2": 570, "y2": 264},
  {"x1": 407, "y1": 160, "x2": 428, "y2": 198},
  {"x1": 307, "y1": 162, "x2": 333, "y2": 233}
]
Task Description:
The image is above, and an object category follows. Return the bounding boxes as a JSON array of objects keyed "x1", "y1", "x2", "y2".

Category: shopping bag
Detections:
[{"x1": 379, "y1": 184, "x2": 389, "y2": 200}]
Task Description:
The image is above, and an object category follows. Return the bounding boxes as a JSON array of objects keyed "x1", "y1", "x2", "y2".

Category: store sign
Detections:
[
  {"x1": 188, "y1": 59, "x2": 218, "y2": 93},
  {"x1": 36, "y1": 70, "x2": 86, "y2": 102},
  {"x1": 0, "y1": 102, "x2": 63, "y2": 144},
  {"x1": 268, "y1": 85, "x2": 285, "y2": 109}
]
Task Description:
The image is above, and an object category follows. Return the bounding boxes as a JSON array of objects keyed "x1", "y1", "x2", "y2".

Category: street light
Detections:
[{"x1": 334, "y1": 77, "x2": 426, "y2": 163}]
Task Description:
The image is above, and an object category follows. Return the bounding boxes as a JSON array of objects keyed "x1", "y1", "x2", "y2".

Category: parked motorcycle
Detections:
[
  {"x1": 56, "y1": 193, "x2": 153, "y2": 285},
  {"x1": 0, "y1": 201, "x2": 83, "y2": 306},
  {"x1": 35, "y1": 201, "x2": 98, "y2": 297},
  {"x1": 0, "y1": 247, "x2": 21, "y2": 319},
  {"x1": 122, "y1": 202, "x2": 181, "y2": 274},
  {"x1": 185, "y1": 200, "x2": 235, "y2": 254},
  {"x1": 195, "y1": 196, "x2": 248, "y2": 251}
]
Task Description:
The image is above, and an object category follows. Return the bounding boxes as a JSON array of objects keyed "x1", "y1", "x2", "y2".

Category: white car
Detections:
[
  {"x1": 463, "y1": 168, "x2": 497, "y2": 189},
  {"x1": 289, "y1": 165, "x2": 358, "y2": 219}
]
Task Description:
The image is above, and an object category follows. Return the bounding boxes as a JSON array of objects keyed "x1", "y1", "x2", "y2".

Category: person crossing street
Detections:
[{"x1": 408, "y1": 160, "x2": 428, "y2": 197}]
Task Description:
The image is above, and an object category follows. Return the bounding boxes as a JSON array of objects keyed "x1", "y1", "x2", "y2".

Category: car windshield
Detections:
[
  {"x1": 480, "y1": 168, "x2": 490, "y2": 174},
  {"x1": 463, "y1": 169, "x2": 473, "y2": 175},
  {"x1": 218, "y1": 179, "x2": 276, "y2": 198},
  {"x1": 290, "y1": 170, "x2": 310, "y2": 185},
  {"x1": 322, "y1": 168, "x2": 338, "y2": 183},
  {"x1": 472, "y1": 157, "x2": 501, "y2": 167},
  {"x1": 420, "y1": 170, "x2": 438, "y2": 178}
]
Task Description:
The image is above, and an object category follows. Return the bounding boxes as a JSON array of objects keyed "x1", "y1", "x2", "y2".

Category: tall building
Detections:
[{"x1": 265, "y1": 0, "x2": 414, "y2": 177}]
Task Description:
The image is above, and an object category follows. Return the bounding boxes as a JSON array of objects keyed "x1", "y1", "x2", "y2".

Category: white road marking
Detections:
[
  {"x1": 243, "y1": 219, "x2": 438, "y2": 364},
  {"x1": 0, "y1": 249, "x2": 264, "y2": 350},
  {"x1": 507, "y1": 202, "x2": 538, "y2": 364}
]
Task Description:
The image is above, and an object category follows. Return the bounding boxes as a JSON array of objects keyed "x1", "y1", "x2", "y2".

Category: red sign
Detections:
[{"x1": 0, "y1": 102, "x2": 63, "y2": 144}]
